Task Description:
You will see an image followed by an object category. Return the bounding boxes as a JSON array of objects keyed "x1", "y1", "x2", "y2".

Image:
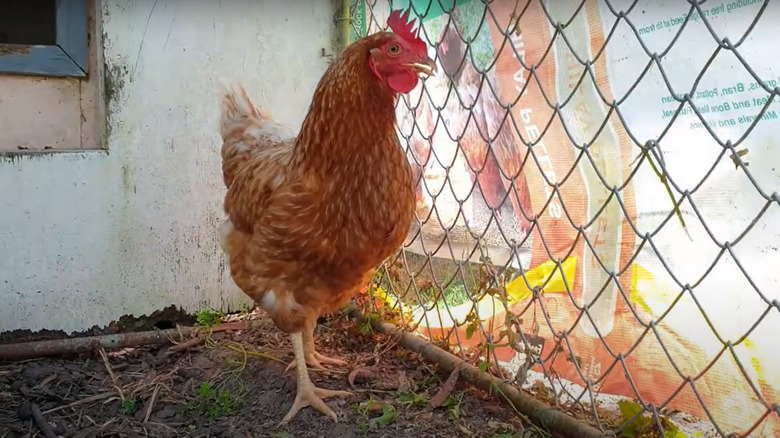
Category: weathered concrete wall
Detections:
[{"x1": 0, "y1": 0, "x2": 336, "y2": 333}]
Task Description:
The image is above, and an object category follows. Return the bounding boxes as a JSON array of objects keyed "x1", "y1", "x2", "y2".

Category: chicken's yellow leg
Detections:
[
  {"x1": 285, "y1": 317, "x2": 348, "y2": 372},
  {"x1": 278, "y1": 332, "x2": 353, "y2": 426}
]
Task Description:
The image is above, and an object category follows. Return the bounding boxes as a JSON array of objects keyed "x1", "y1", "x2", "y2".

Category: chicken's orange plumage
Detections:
[{"x1": 217, "y1": 9, "x2": 435, "y2": 426}]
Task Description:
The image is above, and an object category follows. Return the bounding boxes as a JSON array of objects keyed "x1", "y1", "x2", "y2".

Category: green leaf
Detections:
[
  {"x1": 465, "y1": 323, "x2": 476, "y2": 340},
  {"x1": 478, "y1": 361, "x2": 489, "y2": 372},
  {"x1": 618, "y1": 400, "x2": 650, "y2": 437},
  {"x1": 662, "y1": 418, "x2": 689, "y2": 438},
  {"x1": 194, "y1": 308, "x2": 224, "y2": 327},
  {"x1": 371, "y1": 404, "x2": 397, "y2": 426},
  {"x1": 617, "y1": 399, "x2": 687, "y2": 438}
]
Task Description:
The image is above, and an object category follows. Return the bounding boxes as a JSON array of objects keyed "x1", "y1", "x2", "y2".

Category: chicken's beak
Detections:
[{"x1": 405, "y1": 57, "x2": 438, "y2": 77}]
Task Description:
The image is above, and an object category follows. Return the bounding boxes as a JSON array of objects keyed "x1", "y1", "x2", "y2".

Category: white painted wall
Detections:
[{"x1": 0, "y1": 0, "x2": 336, "y2": 333}]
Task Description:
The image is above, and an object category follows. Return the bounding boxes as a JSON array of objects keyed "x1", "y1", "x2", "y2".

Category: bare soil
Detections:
[{"x1": 0, "y1": 312, "x2": 543, "y2": 438}]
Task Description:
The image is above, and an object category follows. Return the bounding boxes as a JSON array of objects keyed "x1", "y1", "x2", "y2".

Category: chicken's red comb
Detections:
[{"x1": 387, "y1": 8, "x2": 428, "y2": 52}]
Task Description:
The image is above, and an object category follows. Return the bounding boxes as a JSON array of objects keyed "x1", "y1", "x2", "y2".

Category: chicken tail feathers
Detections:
[
  {"x1": 216, "y1": 80, "x2": 294, "y2": 194},
  {"x1": 217, "y1": 82, "x2": 271, "y2": 139}
]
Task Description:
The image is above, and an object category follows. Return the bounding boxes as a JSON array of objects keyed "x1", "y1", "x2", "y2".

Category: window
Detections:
[
  {"x1": 0, "y1": 0, "x2": 102, "y2": 152},
  {"x1": 0, "y1": 0, "x2": 88, "y2": 77}
]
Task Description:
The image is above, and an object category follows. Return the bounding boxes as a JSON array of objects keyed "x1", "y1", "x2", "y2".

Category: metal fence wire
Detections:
[{"x1": 348, "y1": 0, "x2": 780, "y2": 437}]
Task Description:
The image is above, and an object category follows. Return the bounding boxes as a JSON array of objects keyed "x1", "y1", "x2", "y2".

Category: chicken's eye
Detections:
[{"x1": 387, "y1": 43, "x2": 402, "y2": 55}]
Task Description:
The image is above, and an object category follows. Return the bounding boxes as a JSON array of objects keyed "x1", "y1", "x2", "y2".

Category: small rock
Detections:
[
  {"x1": 22, "y1": 364, "x2": 55, "y2": 380},
  {"x1": 52, "y1": 423, "x2": 67, "y2": 435},
  {"x1": 154, "y1": 349, "x2": 168, "y2": 364},
  {"x1": 18, "y1": 384, "x2": 32, "y2": 396},
  {"x1": 209, "y1": 425, "x2": 228, "y2": 436},
  {"x1": 17, "y1": 403, "x2": 32, "y2": 420},
  {"x1": 178, "y1": 368, "x2": 199, "y2": 379},
  {"x1": 134, "y1": 407, "x2": 147, "y2": 422},
  {"x1": 156, "y1": 406, "x2": 177, "y2": 419},
  {"x1": 191, "y1": 426, "x2": 227, "y2": 437},
  {"x1": 70, "y1": 372, "x2": 85, "y2": 383},
  {"x1": 181, "y1": 377, "x2": 196, "y2": 394},
  {"x1": 63, "y1": 364, "x2": 85, "y2": 373},
  {"x1": 329, "y1": 423, "x2": 352, "y2": 437},
  {"x1": 9, "y1": 380, "x2": 23, "y2": 392}
]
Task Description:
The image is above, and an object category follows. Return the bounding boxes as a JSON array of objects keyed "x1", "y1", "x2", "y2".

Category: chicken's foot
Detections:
[
  {"x1": 285, "y1": 320, "x2": 348, "y2": 372},
  {"x1": 285, "y1": 350, "x2": 348, "y2": 372},
  {"x1": 278, "y1": 332, "x2": 353, "y2": 427}
]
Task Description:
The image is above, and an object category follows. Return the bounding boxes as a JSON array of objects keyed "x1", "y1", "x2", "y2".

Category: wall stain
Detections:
[
  {"x1": 0, "y1": 150, "x2": 104, "y2": 166},
  {"x1": 119, "y1": 164, "x2": 134, "y2": 195},
  {"x1": 103, "y1": 61, "x2": 128, "y2": 140}
]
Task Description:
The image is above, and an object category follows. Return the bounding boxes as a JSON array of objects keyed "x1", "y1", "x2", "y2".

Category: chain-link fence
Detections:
[{"x1": 347, "y1": 0, "x2": 780, "y2": 436}]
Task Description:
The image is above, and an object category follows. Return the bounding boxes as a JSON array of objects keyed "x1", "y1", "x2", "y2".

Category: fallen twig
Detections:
[
  {"x1": 24, "y1": 403, "x2": 58, "y2": 438},
  {"x1": 165, "y1": 322, "x2": 247, "y2": 355},
  {"x1": 98, "y1": 347, "x2": 127, "y2": 402},
  {"x1": 165, "y1": 335, "x2": 206, "y2": 355},
  {"x1": 42, "y1": 392, "x2": 114, "y2": 415},
  {"x1": 0, "y1": 321, "x2": 250, "y2": 361},
  {"x1": 143, "y1": 384, "x2": 160, "y2": 423},
  {"x1": 99, "y1": 348, "x2": 118, "y2": 386}
]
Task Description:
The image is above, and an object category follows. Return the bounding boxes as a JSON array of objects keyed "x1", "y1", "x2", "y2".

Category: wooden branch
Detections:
[
  {"x1": 348, "y1": 307, "x2": 612, "y2": 438},
  {"x1": 0, "y1": 322, "x2": 249, "y2": 361}
]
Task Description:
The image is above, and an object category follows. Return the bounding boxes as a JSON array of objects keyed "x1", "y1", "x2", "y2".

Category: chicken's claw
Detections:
[
  {"x1": 285, "y1": 351, "x2": 349, "y2": 373},
  {"x1": 278, "y1": 332, "x2": 354, "y2": 426},
  {"x1": 312, "y1": 352, "x2": 349, "y2": 367},
  {"x1": 277, "y1": 384, "x2": 353, "y2": 427}
]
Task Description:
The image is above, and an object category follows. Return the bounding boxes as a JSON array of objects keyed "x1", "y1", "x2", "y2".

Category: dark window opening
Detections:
[{"x1": 0, "y1": 0, "x2": 57, "y2": 46}]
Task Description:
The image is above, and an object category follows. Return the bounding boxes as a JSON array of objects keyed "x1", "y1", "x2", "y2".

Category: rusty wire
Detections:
[{"x1": 350, "y1": 0, "x2": 780, "y2": 437}]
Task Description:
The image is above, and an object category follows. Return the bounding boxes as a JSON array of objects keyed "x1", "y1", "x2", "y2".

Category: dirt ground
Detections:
[{"x1": 0, "y1": 312, "x2": 546, "y2": 438}]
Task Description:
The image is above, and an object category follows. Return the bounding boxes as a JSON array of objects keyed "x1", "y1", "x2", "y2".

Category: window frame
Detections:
[{"x1": 0, "y1": 0, "x2": 89, "y2": 78}]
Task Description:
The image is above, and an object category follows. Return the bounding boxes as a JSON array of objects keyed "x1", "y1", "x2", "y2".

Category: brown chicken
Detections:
[{"x1": 216, "y1": 9, "x2": 436, "y2": 426}]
